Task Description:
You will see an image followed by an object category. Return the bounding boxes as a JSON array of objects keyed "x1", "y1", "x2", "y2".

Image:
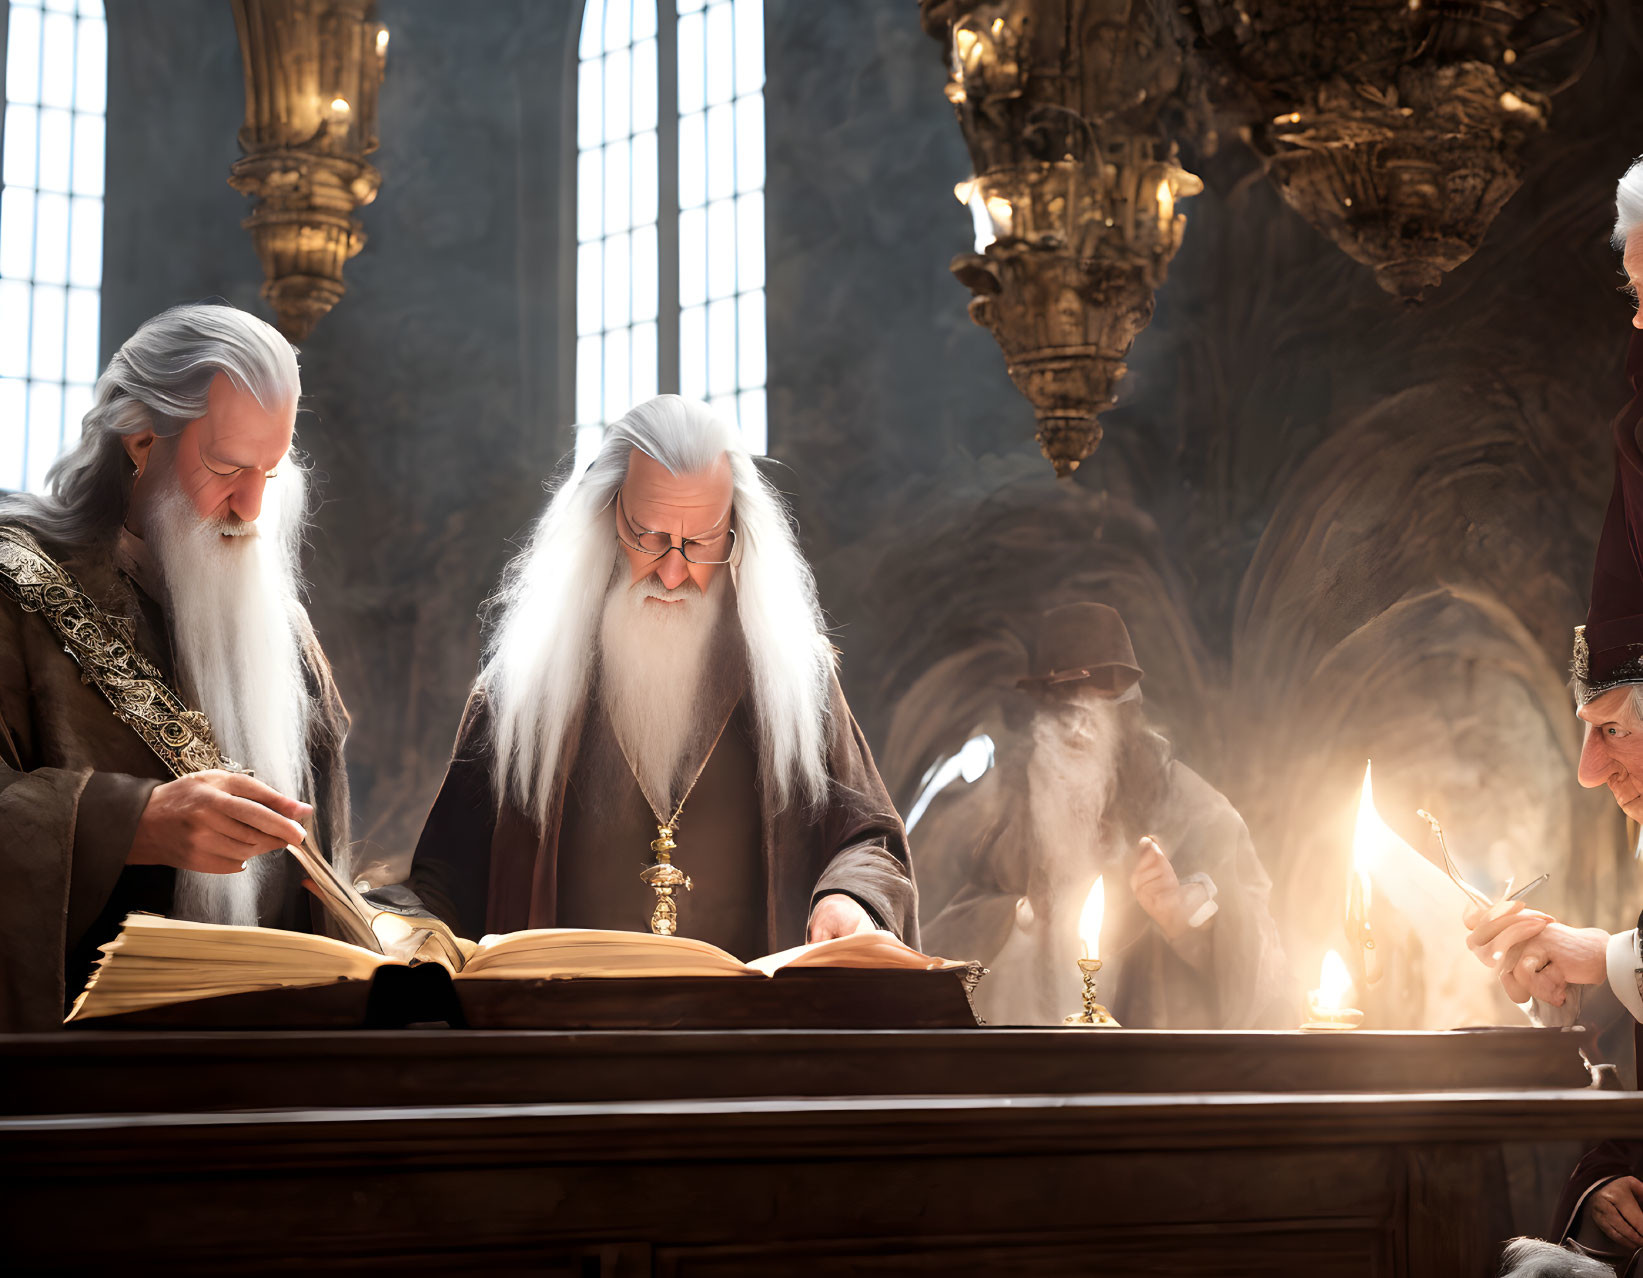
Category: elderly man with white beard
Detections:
[
  {"x1": 920, "y1": 603, "x2": 1291, "y2": 1028},
  {"x1": 0, "y1": 303, "x2": 351, "y2": 1032},
  {"x1": 403, "y1": 395, "x2": 916, "y2": 958}
]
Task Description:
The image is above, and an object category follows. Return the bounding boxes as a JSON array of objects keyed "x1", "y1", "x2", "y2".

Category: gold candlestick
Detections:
[{"x1": 1064, "y1": 957, "x2": 1120, "y2": 1027}]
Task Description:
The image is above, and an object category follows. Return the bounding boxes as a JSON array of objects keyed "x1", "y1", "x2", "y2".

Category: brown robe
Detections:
[
  {"x1": 0, "y1": 527, "x2": 353, "y2": 1032},
  {"x1": 405, "y1": 671, "x2": 919, "y2": 957}
]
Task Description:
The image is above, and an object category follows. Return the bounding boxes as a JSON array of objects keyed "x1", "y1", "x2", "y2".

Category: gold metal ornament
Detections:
[
  {"x1": 0, "y1": 527, "x2": 230, "y2": 775},
  {"x1": 922, "y1": 0, "x2": 1206, "y2": 477},
  {"x1": 1188, "y1": 0, "x2": 1594, "y2": 302},
  {"x1": 640, "y1": 829, "x2": 693, "y2": 937},
  {"x1": 229, "y1": 0, "x2": 388, "y2": 340},
  {"x1": 1063, "y1": 956, "x2": 1120, "y2": 1027}
]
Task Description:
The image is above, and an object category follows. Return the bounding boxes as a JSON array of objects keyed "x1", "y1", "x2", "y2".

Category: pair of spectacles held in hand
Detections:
[{"x1": 1417, "y1": 808, "x2": 1548, "y2": 909}]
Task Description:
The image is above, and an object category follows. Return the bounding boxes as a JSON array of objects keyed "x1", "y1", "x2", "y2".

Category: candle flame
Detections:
[
  {"x1": 376, "y1": 29, "x2": 390, "y2": 54},
  {"x1": 1078, "y1": 876, "x2": 1105, "y2": 961},
  {"x1": 1316, "y1": 950, "x2": 1355, "y2": 1011},
  {"x1": 1339, "y1": 761, "x2": 1538, "y2": 1028},
  {"x1": 1351, "y1": 761, "x2": 1387, "y2": 884},
  {"x1": 1155, "y1": 178, "x2": 1174, "y2": 221},
  {"x1": 330, "y1": 96, "x2": 352, "y2": 116}
]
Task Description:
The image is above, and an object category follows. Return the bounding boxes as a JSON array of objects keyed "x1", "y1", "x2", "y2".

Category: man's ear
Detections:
[{"x1": 120, "y1": 429, "x2": 156, "y2": 476}]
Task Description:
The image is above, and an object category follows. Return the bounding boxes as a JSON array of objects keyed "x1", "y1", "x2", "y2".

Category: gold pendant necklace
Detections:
[
  {"x1": 623, "y1": 711, "x2": 734, "y2": 936},
  {"x1": 639, "y1": 814, "x2": 691, "y2": 937}
]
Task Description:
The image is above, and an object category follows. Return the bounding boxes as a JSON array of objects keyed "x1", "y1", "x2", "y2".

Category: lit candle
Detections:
[
  {"x1": 1065, "y1": 875, "x2": 1119, "y2": 1026},
  {"x1": 1303, "y1": 950, "x2": 1363, "y2": 1030}
]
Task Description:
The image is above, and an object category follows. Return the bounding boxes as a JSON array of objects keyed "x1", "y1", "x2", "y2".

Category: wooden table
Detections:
[{"x1": 3, "y1": 1026, "x2": 1635, "y2": 1276}]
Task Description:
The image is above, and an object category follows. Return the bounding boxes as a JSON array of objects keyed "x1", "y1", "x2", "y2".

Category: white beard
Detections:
[
  {"x1": 146, "y1": 473, "x2": 312, "y2": 927},
  {"x1": 1026, "y1": 694, "x2": 1127, "y2": 892},
  {"x1": 598, "y1": 567, "x2": 728, "y2": 811},
  {"x1": 979, "y1": 695, "x2": 1129, "y2": 1025}
]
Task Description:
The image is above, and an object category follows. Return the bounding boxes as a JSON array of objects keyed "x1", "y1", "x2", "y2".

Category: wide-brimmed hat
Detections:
[
  {"x1": 1017, "y1": 602, "x2": 1144, "y2": 694},
  {"x1": 1575, "y1": 329, "x2": 1643, "y2": 703}
]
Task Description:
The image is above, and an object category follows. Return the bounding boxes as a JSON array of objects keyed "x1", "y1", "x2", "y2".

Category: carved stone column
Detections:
[
  {"x1": 921, "y1": 0, "x2": 1204, "y2": 477},
  {"x1": 229, "y1": 0, "x2": 388, "y2": 341}
]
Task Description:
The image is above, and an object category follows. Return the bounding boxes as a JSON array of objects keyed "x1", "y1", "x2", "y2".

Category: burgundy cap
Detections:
[{"x1": 1575, "y1": 329, "x2": 1643, "y2": 702}]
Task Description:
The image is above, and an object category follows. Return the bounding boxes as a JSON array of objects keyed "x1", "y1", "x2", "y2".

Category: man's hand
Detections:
[
  {"x1": 1502, "y1": 923, "x2": 1612, "y2": 1006},
  {"x1": 1587, "y1": 1176, "x2": 1643, "y2": 1252},
  {"x1": 1129, "y1": 837, "x2": 1214, "y2": 944},
  {"x1": 808, "y1": 893, "x2": 877, "y2": 943},
  {"x1": 1463, "y1": 899, "x2": 1607, "y2": 1005},
  {"x1": 1463, "y1": 898, "x2": 1552, "y2": 969},
  {"x1": 127, "y1": 769, "x2": 312, "y2": 875}
]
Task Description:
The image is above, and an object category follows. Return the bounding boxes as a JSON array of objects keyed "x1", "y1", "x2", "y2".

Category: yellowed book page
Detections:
[
  {"x1": 457, "y1": 928, "x2": 754, "y2": 979},
  {"x1": 369, "y1": 911, "x2": 469, "y2": 972},
  {"x1": 284, "y1": 838, "x2": 383, "y2": 953},
  {"x1": 67, "y1": 979, "x2": 350, "y2": 1020},
  {"x1": 745, "y1": 930, "x2": 971, "y2": 977},
  {"x1": 66, "y1": 914, "x2": 388, "y2": 1022}
]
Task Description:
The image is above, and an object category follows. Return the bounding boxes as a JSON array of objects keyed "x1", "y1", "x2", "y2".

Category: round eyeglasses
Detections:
[{"x1": 614, "y1": 490, "x2": 738, "y2": 566}]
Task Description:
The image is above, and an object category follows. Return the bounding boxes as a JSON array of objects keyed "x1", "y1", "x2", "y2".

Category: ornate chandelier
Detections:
[
  {"x1": 1186, "y1": 0, "x2": 1595, "y2": 301},
  {"x1": 921, "y1": 0, "x2": 1205, "y2": 477},
  {"x1": 229, "y1": 0, "x2": 389, "y2": 341}
]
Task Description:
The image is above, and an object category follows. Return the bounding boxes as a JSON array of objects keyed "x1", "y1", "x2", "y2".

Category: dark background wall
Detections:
[{"x1": 102, "y1": 1, "x2": 1643, "y2": 1001}]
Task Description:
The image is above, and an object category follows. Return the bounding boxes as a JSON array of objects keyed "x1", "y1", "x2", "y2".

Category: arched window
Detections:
[
  {"x1": 575, "y1": 0, "x2": 765, "y2": 469},
  {"x1": 0, "y1": 0, "x2": 106, "y2": 493}
]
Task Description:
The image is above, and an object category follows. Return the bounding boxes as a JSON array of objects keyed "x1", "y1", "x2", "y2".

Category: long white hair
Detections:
[
  {"x1": 0, "y1": 302, "x2": 302, "y2": 549},
  {"x1": 1616, "y1": 155, "x2": 1643, "y2": 250},
  {"x1": 483, "y1": 395, "x2": 835, "y2": 827}
]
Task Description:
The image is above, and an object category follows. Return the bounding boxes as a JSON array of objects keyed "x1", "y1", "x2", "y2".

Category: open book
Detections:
[{"x1": 67, "y1": 913, "x2": 973, "y2": 1023}]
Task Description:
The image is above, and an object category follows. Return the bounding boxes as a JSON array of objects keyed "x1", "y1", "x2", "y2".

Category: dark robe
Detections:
[
  {"x1": 1550, "y1": 1132, "x2": 1643, "y2": 1272},
  {"x1": 405, "y1": 670, "x2": 918, "y2": 958},
  {"x1": 0, "y1": 526, "x2": 353, "y2": 1032}
]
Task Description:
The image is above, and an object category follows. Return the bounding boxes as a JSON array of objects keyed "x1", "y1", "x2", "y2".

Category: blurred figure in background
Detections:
[{"x1": 920, "y1": 603, "x2": 1293, "y2": 1027}]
